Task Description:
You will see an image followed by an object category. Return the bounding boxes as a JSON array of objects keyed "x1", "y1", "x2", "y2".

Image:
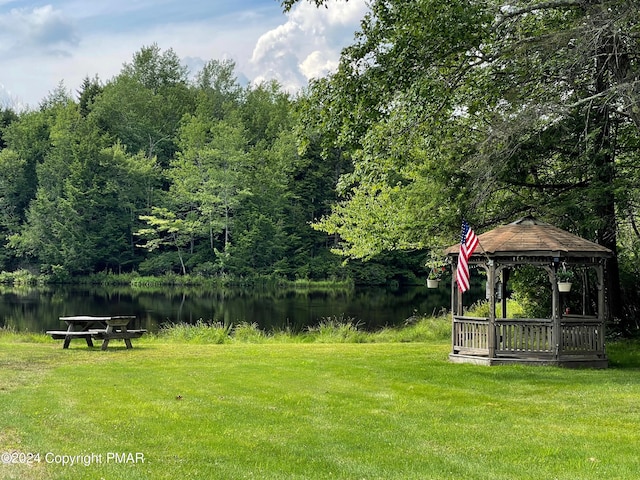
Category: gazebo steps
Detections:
[{"x1": 449, "y1": 353, "x2": 608, "y2": 369}]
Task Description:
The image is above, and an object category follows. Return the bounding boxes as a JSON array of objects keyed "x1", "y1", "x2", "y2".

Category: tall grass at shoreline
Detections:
[
  {"x1": 87, "y1": 271, "x2": 355, "y2": 290},
  {"x1": 0, "y1": 314, "x2": 451, "y2": 353},
  {"x1": 0, "y1": 296, "x2": 591, "y2": 346},
  {"x1": 0, "y1": 314, "x2": 452, "y2": 345},
  {"x1": 0, "y1": 269, "x2": 356, "y2": 290},
  {"x1": 155, "y1": 314, "x2": 452, "y2": 345},
  {"x1": 152, "y1": 298, "x2": 514, "y2": 345}
]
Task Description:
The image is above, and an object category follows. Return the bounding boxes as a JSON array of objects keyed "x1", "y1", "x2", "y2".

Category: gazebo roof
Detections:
[{"x1": 445, "y1": 217, "x2": 612, "y2": 258}]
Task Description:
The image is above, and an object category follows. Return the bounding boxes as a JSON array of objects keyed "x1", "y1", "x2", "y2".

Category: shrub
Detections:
[
  {"x1": 232, "y1": 322, "x2": 265, "y2": 343},
  {"x1": 0, "y1": 269, "x2": 41, "y2": 285},
  {"x1": 158, "y1": 320, "x2": 232, "y2": 344},
  {"x1": 305, "y1": 316, "x2": 367, "y2": 343}
]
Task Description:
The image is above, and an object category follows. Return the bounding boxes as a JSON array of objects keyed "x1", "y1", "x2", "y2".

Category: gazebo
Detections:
[{"x1": 445, "y1": 217, "x2": 612, "y2": 368}]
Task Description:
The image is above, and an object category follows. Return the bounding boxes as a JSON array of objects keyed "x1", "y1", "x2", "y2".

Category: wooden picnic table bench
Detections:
[
  {"x1": 92, "y1": 316, "x2": 146, "y2": 350},
  {"x1": 47, "y1": 316, "x2": 146, "y2": 350}
]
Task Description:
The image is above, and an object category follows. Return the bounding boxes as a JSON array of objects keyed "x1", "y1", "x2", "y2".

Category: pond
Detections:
[{"x1": 0, "y1": 284, "x2": 456, "y2": 334}]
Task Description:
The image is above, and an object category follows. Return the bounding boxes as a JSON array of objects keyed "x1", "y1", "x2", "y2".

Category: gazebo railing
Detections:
[
  {"x1": 453, "y1": 315, "x2": 605, "y2": 359},
  {"x1": 560, "y1": 315, "x2": 605, "y2": 356},
  {"x1": 496, "y1": 318, "x2": 553, "y2": 355},
  {"x1": 452, "y1": 316, "x2": 490, "y2": 355}
]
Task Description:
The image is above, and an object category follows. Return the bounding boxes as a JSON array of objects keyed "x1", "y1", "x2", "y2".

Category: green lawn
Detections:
[{"x1": 0, "y1": 334, "x2": 639, "y2": 479}]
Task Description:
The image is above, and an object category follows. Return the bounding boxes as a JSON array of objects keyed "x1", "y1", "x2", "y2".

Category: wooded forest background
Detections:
[
  {"x1": 1, "y1": 0, "x2": 640, "y2": 331},
  {"x1": 0, "y1": 46, "x2": 422, "y2": 287}
]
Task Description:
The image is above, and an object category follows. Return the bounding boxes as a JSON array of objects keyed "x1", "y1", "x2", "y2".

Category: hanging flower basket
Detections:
[
  {"x1": 558, "y1": 281, "x2": 572, "y2": 292},
  {"x1": 425, "y1": 252, "x2": 447, "y2": 289},
  {"x1": 557, "y1": 263, "x2": 574, "y2": 292}
]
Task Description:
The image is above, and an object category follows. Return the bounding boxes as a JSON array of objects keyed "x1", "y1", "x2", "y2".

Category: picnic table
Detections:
[{"x1": 47, "y1": 316, "x2": 146, "y2": 350}]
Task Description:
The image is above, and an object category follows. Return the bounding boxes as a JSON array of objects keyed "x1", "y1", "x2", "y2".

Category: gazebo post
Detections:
[
  {"x1": 487, "y1": 260, "x2": 496, "y2": 359},
  {"x1": 453, "y1": 265, "x2": 463, "y2": 316},
  {"x1": 548, "y1": 266, "x2": 561, "y2": 360},
  {"x1": 499, "y1": 267, "x2": 508, "y2": 319},
  {"x1": 451, "y1": 264, "x2": 458, "y2": 356},
  {"x1": 596, "y1": 261, "x2": 606, "y2": 338},
  {"x1": 581, "y1": 269, "x2": 588, "y2": 316}
]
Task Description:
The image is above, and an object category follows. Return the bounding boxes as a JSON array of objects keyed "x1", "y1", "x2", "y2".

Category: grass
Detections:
[
  {"x1": 157, "y1": 315, "x2": 453, "y2": 345},
  {"x1": 0, "y1": 320, "x2": 639, "y2": 479}
]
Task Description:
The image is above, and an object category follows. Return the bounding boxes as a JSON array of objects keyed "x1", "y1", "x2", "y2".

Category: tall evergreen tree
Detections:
[
  {"x1": 0, "y1": 107, "x2": 18, "y2": 150},
  {"x1": 77, "y1": 76, "x2": 103, "y2": 118}
]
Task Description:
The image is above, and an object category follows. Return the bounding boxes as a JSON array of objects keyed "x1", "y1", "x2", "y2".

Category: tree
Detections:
[
  {"x1": 241, "y1": 80, "x2": 292, "y2": 147},
  {"x1": 0, "y1": 149, "x2": 30, "y2": 268},
  {"x1": 194, "y1": 59, "x2": 242, "y2": 121},
  {"x1": 0, "y1": 107, "x2": 18, "y2": 150},
  {"x1": 121, "y1": 44, "x2": 188, "y2": 94},
  {"x1": 286, "y1": 99, "x2": 353, "y2": 278},
  {"x1": 77, "y1": 76, "x2": 103, "y2": 117},
  {"x1": 297, "y1": 0, "x2": 640, "y2": 325},
  {"x1": 1, "y1": 103, "x2": 60, "y2": 221},
  {"x1": 9, "y1": 97, "x2": 160, "y2": 274},
  {"x1": 136, "y1": 207, "x2": 200, "y2": 275},
  {"x1": 91, "y1": 44, "x2": 195, "y2": 165}
]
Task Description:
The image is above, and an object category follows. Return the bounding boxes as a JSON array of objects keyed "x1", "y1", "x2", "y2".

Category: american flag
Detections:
[{"x1": 456, "y1": 220, "x2": 479, "y2": 293}]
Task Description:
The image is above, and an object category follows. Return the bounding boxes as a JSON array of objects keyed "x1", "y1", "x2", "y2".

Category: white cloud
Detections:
[
  {"x1": 0, "y1": 5, "x2": 79, "y2": 57},
  {"x1": 299, "y1": 51, "x2": 338, "y2": 80},
  {"x1": 0, "y1": 0, "x2": 367, "y2": 109},
  {"x1": 0, "y1": 83, "x2": 27, "y2": 111},
  {"x1": 0, "y1": 6, "x2": 274, "y2": 107},
  {"x1": 249, "y1": 0, "x2": 368, "y2": 90}
]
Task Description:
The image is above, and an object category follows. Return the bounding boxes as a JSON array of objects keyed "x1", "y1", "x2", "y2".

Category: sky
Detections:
[{"x1": 0, "y1": 0, "x2": 369, "y2": 109}]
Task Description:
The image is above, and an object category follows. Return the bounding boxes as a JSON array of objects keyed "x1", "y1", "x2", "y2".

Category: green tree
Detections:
[
  {"x1": 91, "y1": 44, "x2": 195, "y2": 165},
  {"x1": 241, "y1": 81, "x2": 292, "y2": 147},
  {"x1": 285, "y1": 120, "x2": 351, "y2": 278},
  {"x1": 1, "y1": 106, "x2": 59, "y2": 220},
  {"x1": 226, "y1": 82, "x2": 294, "y2": 275},
  {"x1": 194, "y1": 59, "x2": 242, "y2": 121},
  {"x1": 77, "y1": 76, "x2": 103, "y2": 118},
  {"x1": 297, "y1": 0, "x2": 640, "y2": 324},
  {"x1": 138, "y1": 67, "x2": 303, "y2": 277},
  {"x1": 10, "y1": 97, "x2": 160, "y2": 274},
  {"x1": 136, "y1": 207, "x2": 201, "y2": 275},
  {"x1": 171, "y1": 116, "x2": 250, "y2": 253},
  {"x1": 0, "y1": 107, "x2": 18, "y2": 150},
  {"x1": 0, "y1": 149, "x2": 30, "y2": 268}
]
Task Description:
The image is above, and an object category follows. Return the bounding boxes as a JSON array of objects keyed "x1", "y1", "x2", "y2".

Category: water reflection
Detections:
[{"x1": 0, "y1": 284, "x2": 454, "y2": 333}]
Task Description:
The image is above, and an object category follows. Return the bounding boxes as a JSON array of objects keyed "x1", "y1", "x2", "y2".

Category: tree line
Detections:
[{"x1": 0, "y1": 45, "x2": 423, "y2": 286}]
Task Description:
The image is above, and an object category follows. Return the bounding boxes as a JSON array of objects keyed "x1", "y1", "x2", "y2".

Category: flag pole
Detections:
[
  {"x1": 475, "y1": 237, "x2": 491, "y2": 263},
  {"x1": 455, "y1": 220, "x2": 492, "y2": 295}
]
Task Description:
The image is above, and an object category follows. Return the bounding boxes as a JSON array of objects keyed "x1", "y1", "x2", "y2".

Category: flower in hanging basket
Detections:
[
  {"x1": 426, "y1": 267, "x2": 445, "y2": 288},
  {"x1": 557, "y1": 269, "x2": 574, "y2": 282},
  {"x1": 558, "y1": 281, "x2": 572, "y2": 292},
  {"x1": 557, "y1": 267, "x2": 574, "y2": 292},
  {"x1": 428, "y1": 267, "x2": 446, "y2": 280}
]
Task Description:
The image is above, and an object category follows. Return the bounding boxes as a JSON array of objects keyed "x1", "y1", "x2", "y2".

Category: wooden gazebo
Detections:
[{"x1": 445, "y1": 217, "x2": 612, "y2": 368}]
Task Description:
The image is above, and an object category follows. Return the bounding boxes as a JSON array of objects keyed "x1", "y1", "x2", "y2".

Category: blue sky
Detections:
[{"x1": 0, "y1": 0, "x2": 368, "y2": 109}]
